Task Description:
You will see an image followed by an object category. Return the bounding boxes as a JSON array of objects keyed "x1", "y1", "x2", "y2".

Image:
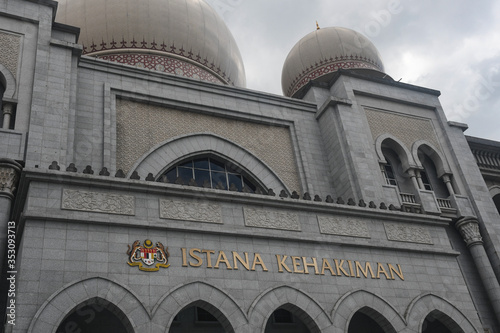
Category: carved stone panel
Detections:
[
  {"x1": 384, "y1": 223, "x2": 433, "y2": 244},
  {"x1": 62, "y1": 189, "x2": 135, "y2": 215},
  {"x1": 0, "y1": 31, "x2": 21, "y2": 78},
  {"x1": 159, "y1": 199, "x2": 222, "y2": 224},
  {"x1": 244, "y1": 207, "x2": 300, "y2": 231},
  {"x1": 318, "y1": 216, "x2": 370, "y2": 238}
]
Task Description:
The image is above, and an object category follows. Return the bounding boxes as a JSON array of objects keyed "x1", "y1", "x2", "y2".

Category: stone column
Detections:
[
  {"x1": 408, "y1": 169, "x2": 420, "y2": 190},
  {"x1": 415, "y1": 169, "x2": 424, "y2": 190},
  {"x1": 455, "y1": 216, "x2": 500, "y2": 320},
  {"x1": 441, "y1": 174, "x2": 455, "y2": 195},
  {"x1": 0, "y1": 159, "x2": 22, "y2": 270},
  {"x1": 2, "y1": 103, "x2": 13, "y2": 130}
]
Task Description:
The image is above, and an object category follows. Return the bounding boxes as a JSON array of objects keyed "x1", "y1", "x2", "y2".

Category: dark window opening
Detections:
[
  {"x1": 196, "y1": 307, "x2": 218, "y2": 322},
  {"x1": 494, "y1": 194, "x2": 500, "y2": 215},
  {"x1": 420, "y1": 171, "x2": 433, "y2": 191},
  {"x1": 159, "y1": 156, "x2": 262, "y2": 193},
  {"x1": 382, "y1": 162, "x2": 397, "y2": 186},
  {"x1": 56, "y1": 301, "x2": 133, "y2": 333},
  {"x1": 273, "y1": 309, "x2": 294, "y2": 324},
  {"x1": 348, "y1": 312, "x2": 386, "y2": 333}
]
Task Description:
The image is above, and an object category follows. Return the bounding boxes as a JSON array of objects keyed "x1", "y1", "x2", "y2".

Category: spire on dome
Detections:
[{"x1": 316, "y1": 21, "x2": 320, "y2": 30}]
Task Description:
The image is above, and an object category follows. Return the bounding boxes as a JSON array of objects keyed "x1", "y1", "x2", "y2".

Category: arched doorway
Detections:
[
  {"x1": 169, "y1": 301, "x2": 232, "y2": 333},
  {"x1": 264, "y1": 304, "x2": 320, "y2": 333},
  {"x1": 421, "y1": 310, "x2": 464, "y2": 333},
  {"x1": 56, "y1": 298, "x2": 133, "y2": 333},
  {"x1": 347, "y1": 307, "x2": 396, "y2": 333}
]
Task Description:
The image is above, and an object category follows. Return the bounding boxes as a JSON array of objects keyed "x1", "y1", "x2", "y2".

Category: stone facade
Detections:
[{"x1": 1, "y1": 0, "x2": 500, "y2": 332}]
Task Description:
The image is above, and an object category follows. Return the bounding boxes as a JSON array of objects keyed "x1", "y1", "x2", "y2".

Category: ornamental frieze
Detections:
[
  {"x1": 384, "y1": 223, "x2": 433, "y2": 245},
  {"x1": 61, "y1": 189, "x2": 135, "y2": 215},
  {"x1": 159, "y1": 199, "x2": 222, "y2": 224},
  {"x1": 244, "y1": 207, "x2": 300, "y2": 231},
  {"x1": 317, "y1": 216, "x2": 370, "y2": 238}
]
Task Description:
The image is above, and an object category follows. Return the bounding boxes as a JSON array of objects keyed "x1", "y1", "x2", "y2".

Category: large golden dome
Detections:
[
  {"x1": 282, "y1": 27, "x2": 384, "y2": 97},
  {"x1": 56, "y1": 0, "x2": 246, "y2": 87}
]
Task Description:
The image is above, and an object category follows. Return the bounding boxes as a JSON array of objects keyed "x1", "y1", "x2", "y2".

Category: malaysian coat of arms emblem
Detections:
[{"x1": 127, "y1": 239, "x2": 170, "y2": 272}]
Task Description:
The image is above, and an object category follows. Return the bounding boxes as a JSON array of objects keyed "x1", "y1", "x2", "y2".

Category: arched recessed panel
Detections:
[
  {"x1": 375, "y1": 134, "x2": 416, "y2": 171},
  {"x1": 411, "y1": 141, "x2": 450, "y2": 177},
  {"x1": 0, "y1": 64, "x2": 16, "y2": 98},
  {"x1": 417, "y1": 148, "x2": 449, "y2": 198},
  {"x1": 56, "y1": 298, "x2": 134, "y2": 333},
  {"x1": 131, "y1": 133, "x2": 291, "y2": 194}
]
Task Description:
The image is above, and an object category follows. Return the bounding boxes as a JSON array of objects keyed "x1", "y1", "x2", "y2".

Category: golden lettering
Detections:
[
  {"x1": 347, "y1": 260, "x2": 355, "y2": 277},
  {"x1": 388, "y1": 264, "x2": 404, "y2": 280},
  {"x1": 252, "y1": 253, "x2": 268, "y2": 271},
  {"x1": 376, "y1": 263, "x2": 391, "y2": 279},
  {"x1": 302, "y1": 257, "x2": 319, "y2": 275},
  {"x1": 232, "y1": 251, "x2": 250, "y2": 270},
  {"x1": 202, "y1": 249, "x2": 215, "y2": 268},
  {"x1": 292, "y1": 256, "x2": 304, "y2": 273},
  {"x1": 189, "y1": 248, "x2": 203, "y2": 267},
  {"x1": 321, "y1": 258, "x2": 336, "y2": 276},
  {"x1": 335, "y1": 259, "x2": 350, "y2": 277},
  {"x1": 214, "y1": 251, "x2": 232, "y2": 269},
  {"x1": 276, "y1": 255, "x2": 292, "y2": 273},
  {"x1": 181, "y1": 248, "x2": 188, "y2": 267},
  {"x1": 355, "y1": 261, "x2": 375, "y2": 278}
]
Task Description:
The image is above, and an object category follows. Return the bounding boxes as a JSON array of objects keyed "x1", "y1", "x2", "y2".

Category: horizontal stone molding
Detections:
[
  {"x1": 318, "y1": 216, "x2": 370, "y2": 238},
  {"x1": 244, "y1": 207, "x2": 300, "y2": 231},
  {"x1": 384, "y1": 223, "x2": 433, "y2": 244},
  {"x1": 159, "y1": 199, "x2": 222, "y2": 224},
  {"x1": 61, "y1": 189, "x2": 135, "y2": 215}
]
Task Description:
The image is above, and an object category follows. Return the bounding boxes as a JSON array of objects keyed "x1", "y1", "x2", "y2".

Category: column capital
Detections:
[
  {"x1": 455, "y1": 216, "x2": 483, "y2": 247},
  {"x1": 0, "y1": 158, "x2": 22, "y2": 198}
]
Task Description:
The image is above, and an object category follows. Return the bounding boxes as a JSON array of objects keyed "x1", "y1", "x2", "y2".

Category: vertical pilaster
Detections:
[
  {"x1": 0, "y1": 159, "x2": 21, "y2": 269},
  {"x1": 455, "y1": 216, "x2": 500, "y2": 322}
]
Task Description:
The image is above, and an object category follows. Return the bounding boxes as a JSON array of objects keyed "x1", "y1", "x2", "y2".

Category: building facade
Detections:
[{"x1": 1, "y1": 0, "x2": 500, "y2": 332}]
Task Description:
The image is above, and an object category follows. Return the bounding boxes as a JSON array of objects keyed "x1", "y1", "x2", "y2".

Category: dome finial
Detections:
[{"x1": 316, "y1": 21, "x2": 320, "y2": 30}]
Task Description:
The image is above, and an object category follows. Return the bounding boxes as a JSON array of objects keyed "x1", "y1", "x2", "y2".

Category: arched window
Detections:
[
  {"x1": 381, "y1": 147, "x2": 414, "y2": 194},
  {"x1": 421, "y1": 310, "x2": 464, "y2": 333},
  {"x1": 264, "y1": 306, "x2": 319, "y2": 333},
  {"x1": 347, "y1": 308, "x2": 396, "y2": 333},
  {"x1": 169, "y1": 303, "x2": 231, "y2": 333},
  {"x1": 159, "y1": 156, "x2": 264, "y2": 193},
  {"x1": 417, "y1": 150, "x2": 449, "y2": 198},
  {"x1": 56, "y1": 298, "x2": 134, "y2": 333}
]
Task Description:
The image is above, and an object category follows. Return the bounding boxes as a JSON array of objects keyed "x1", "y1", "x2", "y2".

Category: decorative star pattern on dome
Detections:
[
  {"x1": 98, "y1": 53, "x2": 224, "y2": 84},
  {"x1": 83, "y1": 38, "x2": 234, "y2": 85},
  {"x1": 287, "y1": 56, "x2": 382, "y2": 97}
]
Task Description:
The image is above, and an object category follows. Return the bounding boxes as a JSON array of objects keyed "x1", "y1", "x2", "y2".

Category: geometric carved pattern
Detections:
[
  {"x1": 0, "y1": 31, "x2": 20, "y2": 78},
  {"x1": 84, "y1": 39, "x2": 235, "y2": 85},
  {"x1": 317, "y1": 215, "x2": 370, "y2": 238},
  {"x1": 99, "y1": 53, "x2": 223, "y2": 85},
  {"x1": 288, "y1": 59, "x2": 380, "y2": 97},
  {"x1": 365, "y1": 109, "x2": 441, "y2": 154},
  {"x1": 159, "y1": 199, "x2": 222, "y2": 224},
  {"x1": 384, "y1": 223, "x2": 433, "y2": 244},
  {"x1": 0, "y1": 165, "x2": 19, "y2": 195},
  {"x1": 455, "y1": 217, "x2": 483, "y2": 247},
  {"x1": 116, "y1": 99, "x2": 300, "y2": 192},
  {"x1": 61, "y1": 189, "x2": 135, "y2": 215},
  {"x1": 244, "y1": 207, "x2": 300, "y2": 231}
]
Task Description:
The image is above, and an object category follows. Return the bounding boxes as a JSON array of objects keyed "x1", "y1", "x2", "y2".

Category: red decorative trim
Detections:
[
  {"x1": 287, "y1": 56, "x2": 383, "y2": 97},
  {"x1": 98, "y1": 53, "x2": 224, "y2": 84},
  {"x1": 82, "y1": 39, "x2": 234, "y2": 85}
]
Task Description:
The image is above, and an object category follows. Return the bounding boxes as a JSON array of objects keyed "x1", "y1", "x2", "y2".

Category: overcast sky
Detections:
[{"x1": 206, "y1": 0, "x2": 500, "y2": 141}]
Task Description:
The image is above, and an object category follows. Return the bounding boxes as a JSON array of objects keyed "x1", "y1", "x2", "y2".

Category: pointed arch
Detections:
[
  {"x1": 152, "y1": 281, "x2": 247, "y2": 333},
  {"x1": 405, "y1": 293, "x2": 479, "y2": 333},
  {"x1": 248, "y1": 285, "x2": 332, "y2": 333},
  {"x1": 0, "y1": 63, "x2": 16, "y2": 98},
  {"x1": 332, "y1": 289, "x2": 406, "y2": 333},
  {"x1": 412, "y1": 141, "x2": 450, "y2": 177},
  {"x1": 375, "y1": 134, "x2": 416, "y2": 172},
  {"x1": 130, "y1": 133, "x2": 290, "y2": 193},
  {"x1": 28, "y1": 277, "x2": 146, "y2": 333}
]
